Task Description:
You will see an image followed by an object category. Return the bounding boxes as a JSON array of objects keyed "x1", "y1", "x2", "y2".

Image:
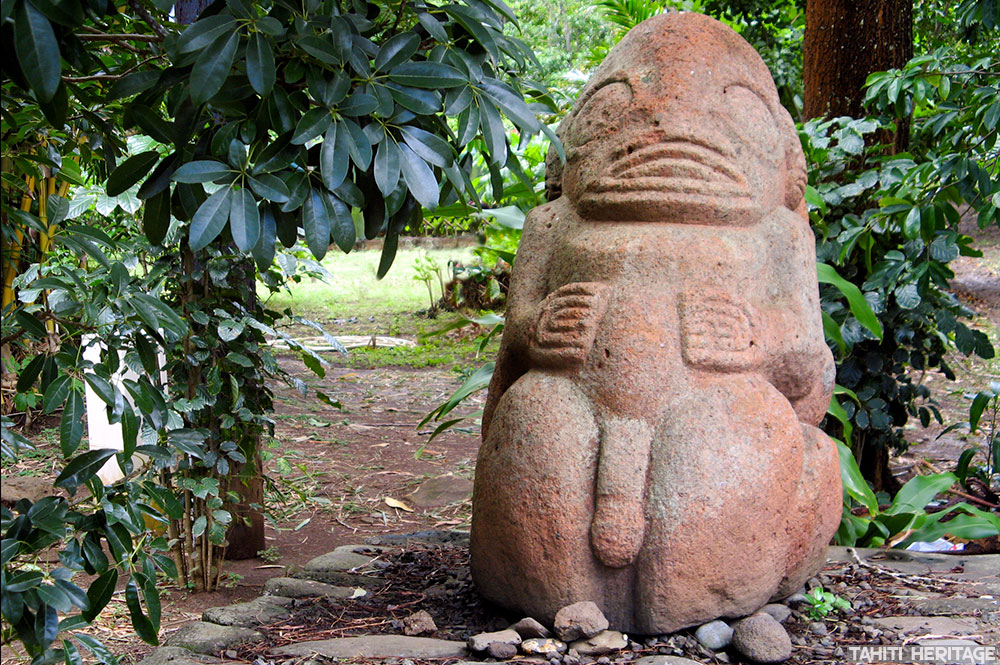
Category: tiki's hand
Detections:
[
  {"x1": 679, "y1": 292, "x2": 759, "y2": 371},
  {"x1": 530, "y1": 282, "x2": 609, "y2": 367}
]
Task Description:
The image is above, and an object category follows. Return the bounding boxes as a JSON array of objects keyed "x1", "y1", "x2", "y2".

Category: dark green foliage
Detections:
[{"x1": 805, "y1": 33, "x2": 998, "y2": 472}]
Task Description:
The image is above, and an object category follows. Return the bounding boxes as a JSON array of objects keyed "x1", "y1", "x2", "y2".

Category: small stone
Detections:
[
  {"x1": 512, "y1": 617, "x2": 552, "y2": 638},
  {"x1": 202, "y1": 597, "x2": 292, "y2": 628},
  {"x1": 820, "y1": 637, "x2": 835, "y2": 647},
  {"x1": 570, "y1": 630, "x2": 628, "y2": 656},
  {"x1": 223, "y1": 651, "x2": 236, "y2": 659},
  {"x1": 550, "y1": 657, "x2": 562, "y2": 665},
  {"x1": 809, "y1": 621, "x2": 828, "y2": 636},
  {"x1": 403, "y1": 610, "x2": 436, "y2": 636},
  {"x1": 467, "y1": 628, "x2": 521, "y2": 652},
  {"x1": 487, "y1": 642, "x2": 518, "y2": 659},
  {"x1": 165, "y1": 622, "x2": 263, "y2": 655},
  {"x1": 759, "y1": 603, "x2": 792, "y2": 623},
  {"x1": 135, "y1": 647, "x2": 222, "y2": 665},
  {"x1": 694, "y1": 619, "x2": 733, "y2": 651},
  {"x1": 784, "y1": 593, "x2": 808, "y2": 606},
  {"x1": 633, "y1": 658, "x2": 704, "y2": 665},
  {"x1": 522, "y1": 638, "x2": 569, "y2": 656},
  {"x1": 554, "y1": 602, "x2": 609, "y2": 642},
  {"x1": 731, "y1": 613, "x2": 792, "y2": 663},
  {"x1": 596, "y1": 658, "x2": 610, "y2": 665}
]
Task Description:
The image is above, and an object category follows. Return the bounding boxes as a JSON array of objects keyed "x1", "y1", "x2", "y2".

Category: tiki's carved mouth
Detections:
[{"x1": 596, "y1": 138, "x2": 749, "y2": 197}]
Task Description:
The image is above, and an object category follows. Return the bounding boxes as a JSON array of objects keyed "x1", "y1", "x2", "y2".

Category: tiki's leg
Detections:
[
  {"x1": 471, "y1": 371, "x2": 632, "y2": 627},
  {"x1": 772, "y1": 424, "x2": 841, "y2": 600}
]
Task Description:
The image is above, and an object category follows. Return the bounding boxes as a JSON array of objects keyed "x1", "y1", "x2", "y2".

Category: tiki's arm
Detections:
[
  {"x1": 760, "y1": 205, "x2": 835, "y2": 426},
  {"x1": 481, "y1": 201, "x2": 566, "y2": 436}
]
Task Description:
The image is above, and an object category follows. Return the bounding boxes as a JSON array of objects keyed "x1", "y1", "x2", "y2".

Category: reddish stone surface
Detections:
[{"x1": 471, "y1": 12, "x2": 841, "y2": 634}]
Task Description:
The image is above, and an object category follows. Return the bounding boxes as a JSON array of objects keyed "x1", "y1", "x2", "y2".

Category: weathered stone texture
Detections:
[{"x1": 471, "y1": 11, "x2": 841, "y2": 634}]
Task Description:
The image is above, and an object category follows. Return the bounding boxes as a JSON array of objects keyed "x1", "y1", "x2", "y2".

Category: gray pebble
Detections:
[
  {"x1": 809, "y1": 621, "x2": 828, "y2": 636},
  {"x1": 694, "y1": 619, "x2": 733, "y2": 651}
]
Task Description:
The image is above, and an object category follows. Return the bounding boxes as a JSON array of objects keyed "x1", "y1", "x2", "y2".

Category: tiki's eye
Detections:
[
  {"x1": 721, "y1": 84, "x2": 776, "y2": 141},
  {"x1": 567, "y1": 81, "x2": 633, "y2": 147}
]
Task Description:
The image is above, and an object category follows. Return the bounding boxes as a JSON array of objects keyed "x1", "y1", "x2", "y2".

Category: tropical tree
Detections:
[{"x1": 2, "y1": 0, "x2": 556, "y2": 660}]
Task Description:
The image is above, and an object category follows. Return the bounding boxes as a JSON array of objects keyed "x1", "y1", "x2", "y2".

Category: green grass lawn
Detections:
[
  {"x1": 259, "y1": 244, "x2": 497, "y2": 368},
  {"x1": 260, "y1": 245, "x2": 477, "y2": 327}
]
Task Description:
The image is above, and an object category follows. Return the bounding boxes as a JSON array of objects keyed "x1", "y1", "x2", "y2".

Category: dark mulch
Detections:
[{"x1": 235, "y1": 543, "x2": 990, "y2": 665}]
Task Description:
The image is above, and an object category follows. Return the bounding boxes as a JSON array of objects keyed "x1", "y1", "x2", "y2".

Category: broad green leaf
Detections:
[
  {"x1": 374, "y1": 31, "x2": 420, "y2": 72},
  {"x1": 14, "y1": 0, "x2": 61, "y2": 103},
  {"x1": 342, "y1": 119, "x2": 372, "y2": 170},
  {"x1": 456, "y1": 102, "x2": 481, "y2": 145},
  {"x1": 126, "y1": 580, "x2": 158, "y2": 645},
  {"x1": 302, "y1": 188, "x2": 330, "y2": 260},
  {"x1": 886, "y1": 472, "x2": 957, "y2": 515},
  {"x1": 817, "y1": 262, "x2": 883, "y2": 340},
  {"x1": 445, "y1": 4, "x2": 499, "y2": 60},
  {"x1": 836, "y1": 440, "x2": 878, "y2": 515},
  {"x1": 481, "y1": 77, "x2": 540, "y2": 132},
  {"x1": 172, "y1": 160, "x2": 231, "y2": 183},
  {"x1": 386, "y1": 84, "x2": 440, "y2": 114},
  {"x1": 246, "y1": 32, "x2": 275, "y2": 95},
  {"x1": 143, "y1": 189, "x2": 171, "y2": 246},
  {"x1": 292, "y1": 107, "x2": 332, "y2": 144},
  {"x1": 399, "y1": 125, "x2": 453, "y2": 168},
  {"x1": 229, "y1": 187, "x2": 260, "y2": 252},
  {"x1": 54, "y1": 579, "x2": 89, "y2": 611},
  {"x1": 38, "y1": 583, "x2": 73, "y2": 613},
  {"x1": 84, "y1": 373, "x2": 115, "y2": 407},
  {"x1": 398, "y1": 143, "x2": 438, "y2": 210},
  {"x1": 822, "y1": 310, "x2": 846, "y2": 354},
  {"x1": 479, "y1": 99, "x2": 507, "y2": 164},
  {"x1": 970, "y1": 390, "x2": 992, "y2": 432},
  {"x1": 55, "y1": 449, "x2": 117, "y2": 493},
  {"x1": 190, "y1": 31, "x2": 239, "y2": 106},
  {"x1": 252, "y1": 205, "x2": 277, "y2": 269},
  {"x1": 82, "y1": 570, "x2": 116, "y2": 622},
  {"x1": 108, "y1": 70, "x2": 160, "y2": 101},
  {"x1": 298, "y1": 34, "x2": 340, "y2": 64},
  {"x1": 377, "y1": 230, "x2": 398, "y2": 279},
  {"x1": 374, "y1": 139, "x2": 401, "y2": 198},
  {"x1": 43, "y1": 374, "x2": 71, "y2": 413},
  {"x1": 327, "y1": 194, "x2": 355, "y2": 253},
  {"x1": 138, "y1": 152, "x2": 180, "y2": 200},
  {"x1": 189, "y1": 187, "x2": 233, "y2": 251},
  {"x1": 337, "y1": 92, "x2": 378, "y2": 116},
  {"x1": 107, "y1": 151, "x2": 160, "y2": 197},
  {"x1": 320, "y1": 124, "x2": 349, "y2": 191},
  {"x1": 248, "y1": 174, "x2": 289, "y2": 203},
  {"x1": 177, "y1": 15, "x2": 236, "y2": 54},
  {"x1": 388, "y1": 61, "x2": 466, "y2": 88},
  {"x1": 59, "y1": 388, "x2": 84, "y2": 456}
]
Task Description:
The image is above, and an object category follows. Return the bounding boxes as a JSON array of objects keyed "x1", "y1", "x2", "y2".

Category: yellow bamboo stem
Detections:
[{"x1": 1, "y1": 177, "x2": 36, "y2": 310}]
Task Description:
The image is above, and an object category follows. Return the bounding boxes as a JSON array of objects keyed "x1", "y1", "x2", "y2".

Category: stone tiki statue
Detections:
[{"x1": 470, "y1": 12, "x2": 842, "y2": 634}]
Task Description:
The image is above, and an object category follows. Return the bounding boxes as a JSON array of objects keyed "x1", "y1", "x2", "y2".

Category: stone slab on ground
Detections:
[
  {"x1": 164, "y1": 622, "x2": 263, "y2": 654},
  {"x1": 403, "y1": 473, "x2": 473, "y2": 508},
  {"x1": 262, "y1": 576, "x2": 365, "y2": 599},
  {"x1": 295, "y1": 545, "x2": 390, "y2": 587},
  {"x1": 365, "y1": 530, "x2": 470, "y2": 546},
  {"x1": 136, "y1": 647, "x2": 223, "y2": 665},
  {"x1": 202, "y1": 596, "x2": 293, "y2": 627},
  {"x1": 827, "y1": 547, "x2": 1000, "y2": 580},
  {"x1": 270, "y1": 635, "x2": 467, "y2": 659},
  {"x1": 873, "y1": 615, "x2": 983, "y2": 635}
]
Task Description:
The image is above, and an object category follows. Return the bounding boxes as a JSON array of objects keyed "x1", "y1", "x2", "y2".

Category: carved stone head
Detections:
[{"x1": 554, "y1": 12, "x2": 806, "y2": 225}]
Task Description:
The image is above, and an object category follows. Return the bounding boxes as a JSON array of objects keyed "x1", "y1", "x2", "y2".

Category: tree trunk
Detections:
[
  {"x1": 222, "y1": 456, "x2": 265, "y2": 560},
  {"x1": 803, "y1": 0, "x2": 912, "y2": 152}
]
